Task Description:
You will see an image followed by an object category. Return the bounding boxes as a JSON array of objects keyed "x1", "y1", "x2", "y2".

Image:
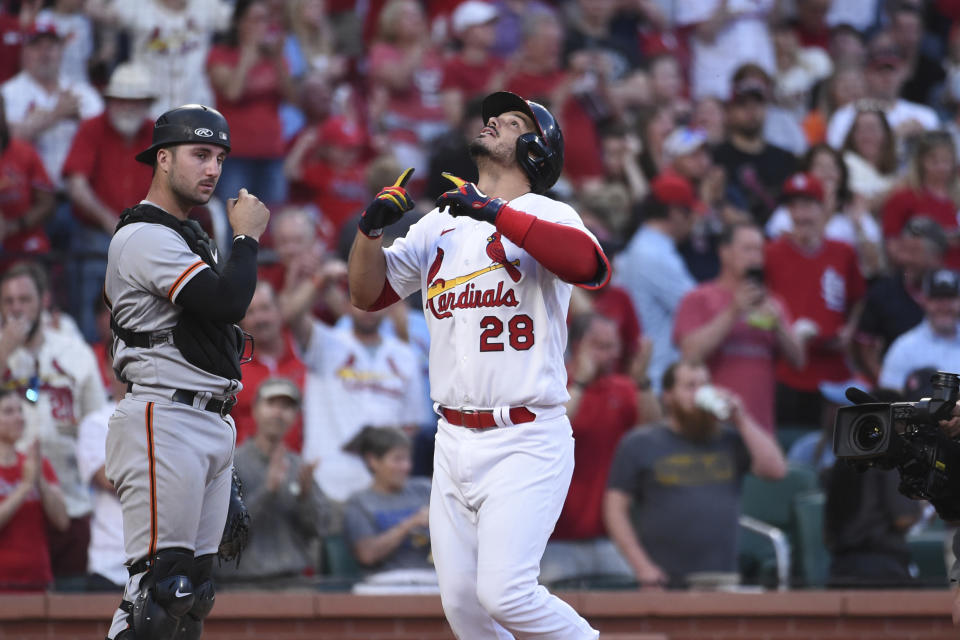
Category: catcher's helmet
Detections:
[
  {"x1": 135, "y1": 104, "x2": 231, "y2": 165},
  {"x1": 481, "y1": 91, "x2": 564, "y2": 194}
]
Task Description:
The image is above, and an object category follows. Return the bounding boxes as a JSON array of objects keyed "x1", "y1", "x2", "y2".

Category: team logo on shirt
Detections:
[{"x1": 425, "y1": 233, "x2": 522, "y2": 320}]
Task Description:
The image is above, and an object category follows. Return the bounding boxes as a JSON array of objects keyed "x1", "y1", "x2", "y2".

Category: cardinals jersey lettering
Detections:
[{"x1": 384, "y1": 193, "x2": 600, "y2": 410}]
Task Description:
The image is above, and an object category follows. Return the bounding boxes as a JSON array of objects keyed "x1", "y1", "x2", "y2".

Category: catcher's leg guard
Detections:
[
  {"x1": 173, "y1": 554, "x2": 216, "y2": 640},
  {"x1": 130, "y1": 548, "x2": 196, "y2": 640}
]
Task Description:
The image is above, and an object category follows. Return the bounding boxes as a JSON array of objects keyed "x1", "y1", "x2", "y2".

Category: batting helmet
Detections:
[
  {"x1": 481, "y1": 91, "x2": 564, "y2": 194},
  {"x1": 135, "y1": 104, "x2": 231, "y2": 165}
]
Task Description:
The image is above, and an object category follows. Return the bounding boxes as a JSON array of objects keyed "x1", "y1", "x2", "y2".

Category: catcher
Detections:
[{"x1": 103, "y1": 104, "x2": 261, "y2": 640}]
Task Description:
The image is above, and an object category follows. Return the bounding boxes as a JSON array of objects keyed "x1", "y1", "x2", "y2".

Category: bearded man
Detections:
[{"x1": 602, "y1": 360, "x2": 786, "y2": 587}]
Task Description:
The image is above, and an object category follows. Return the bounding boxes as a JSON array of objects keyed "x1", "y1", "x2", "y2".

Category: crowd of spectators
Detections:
[{"x1": 1, "y1": 0, "x2": 960, "y2": 593}]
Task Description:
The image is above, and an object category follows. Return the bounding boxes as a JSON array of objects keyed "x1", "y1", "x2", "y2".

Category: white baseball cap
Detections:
[
  {"x1": 103, "y1": 63, "x2": 156, "y2": 101},
  {"x1": 452, "y1": 1, "x2": 499, "y2": 35},
  {"x1": 662, "y1": 127, "x2": 708, "y2": 159}
]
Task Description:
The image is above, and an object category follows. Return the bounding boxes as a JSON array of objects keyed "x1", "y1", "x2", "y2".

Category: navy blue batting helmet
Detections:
[{"x1": 481, "y1": 91, "x2": 564, "y2": 194}]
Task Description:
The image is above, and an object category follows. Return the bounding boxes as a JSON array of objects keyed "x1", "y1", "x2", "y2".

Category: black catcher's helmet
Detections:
[
  {"x1": 136, "y1": 104, "x2": 231, "y2": 165},
  {"x1": 481, "y1": 91, "x2": 564, "y2": 194}
]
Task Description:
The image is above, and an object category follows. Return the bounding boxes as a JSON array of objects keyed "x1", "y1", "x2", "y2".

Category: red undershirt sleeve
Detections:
[
  {"x1": 368, "y1": 279, "x2": 401, "y2": 311},
  {"x1": 496, "y1": 205, "x2": 610, "y2": 289}
]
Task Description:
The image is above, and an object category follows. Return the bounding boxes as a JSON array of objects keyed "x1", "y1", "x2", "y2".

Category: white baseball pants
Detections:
[{"x1": 430, "y1": 412, "x2": 599, "y2": 640}]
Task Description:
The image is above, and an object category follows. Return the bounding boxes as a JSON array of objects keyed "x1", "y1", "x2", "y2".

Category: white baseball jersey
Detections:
[
  {"x1": 76, "y1": 402, "x2": 126, "y2": 586},
  {"x1": 300, "y1": 321, "x2": 423, "y2": 502},
  {"x1": 383, "y1": 193, "x2": 601, "y2": 412},
  {"x1": 105, "y1": 218, "x2": 241, "y2": 397},
  {"x1": 8, "y1": 330, "x2": 106, "y2": 518}
]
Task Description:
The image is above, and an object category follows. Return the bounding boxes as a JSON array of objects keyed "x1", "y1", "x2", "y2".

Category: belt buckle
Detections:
[
  {"x1": 149, "y1": 331, "x2": 172, "y2": 347},
  {"x1": 220, "y1": 396, "x2": 236, "y2": 418}
]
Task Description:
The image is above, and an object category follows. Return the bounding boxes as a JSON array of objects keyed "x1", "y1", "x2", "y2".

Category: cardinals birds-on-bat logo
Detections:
[{"x1": 485, "y1": 232, "x2": 521, "y2": 282}]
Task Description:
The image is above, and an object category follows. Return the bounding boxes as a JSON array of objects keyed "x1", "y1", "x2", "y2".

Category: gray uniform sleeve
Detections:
[{"x1": 121, "y1": 225, "x2": 209, "y2": 302}]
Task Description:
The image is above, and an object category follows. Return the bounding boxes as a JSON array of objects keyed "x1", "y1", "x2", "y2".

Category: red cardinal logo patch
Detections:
[{"x1": 486, "y1": 232, "x2": 521, "y2": 282}]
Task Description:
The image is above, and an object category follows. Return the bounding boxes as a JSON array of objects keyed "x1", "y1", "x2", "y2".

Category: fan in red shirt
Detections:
[
  {"x1": 440, "y1": 1, "x2": 505, "y2": 126},
  {"x1": 540, "y1": 313, "x2": 659, "y2": 585},
  {"x1": 502, "y1": 9, "x2": 603, "y2": 185},
  {"x1": 765, "y1": 173, "x2": 866, "y2": 428},
  {"x1": 0, "y1": 388, "x2": 68, "y2": 592},
  {"x1": 881, "y1": 131, "x2": 960, "y2": 270},
  {"x1": 235, "y1": 281, "x2": 308, "y2": 451},
  {"x1": 0, "y1": 99, "x2": 55, "y2": 268},
  {"x1": 62, "y1": 63, "x2": 154, "y2": 340},
  {"x1": 207, "y1": 0, "x2": 296, "y2": 206},
  {"x1": 285, "y1": 116, "x2": 369, "y2": 240}
]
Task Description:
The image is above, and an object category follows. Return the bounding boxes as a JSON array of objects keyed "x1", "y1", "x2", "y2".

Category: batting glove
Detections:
[
  {"x1": 358, "y1": 168, "x2": 415, "y2": 238},
  {"x1": 436, "y1": 173, "x2": 506, "y2": 225}
]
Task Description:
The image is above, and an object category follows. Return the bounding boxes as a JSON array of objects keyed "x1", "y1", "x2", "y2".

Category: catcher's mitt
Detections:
[{"x1": 218, "y1": 467, "x2": 250, "y2": 565}]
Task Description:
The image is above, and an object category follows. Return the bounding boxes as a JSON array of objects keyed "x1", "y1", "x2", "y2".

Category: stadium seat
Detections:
[
  {"x1": 907, "y1": 529, "x2": 948, "y2": 585},
  {"x1": 793, "y1": 491, "x2": 829, "y2": 588},
  {"x1": 321, "y1": 534, "x2": 362, "y2": 586}
]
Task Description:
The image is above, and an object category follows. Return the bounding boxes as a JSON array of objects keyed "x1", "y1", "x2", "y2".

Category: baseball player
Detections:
[
  {"x1": 348, "y1": 91, "x2": 609, "y2": 639},
  {"x1": 102, "y1": 104, "x2": 269, "y2": 640}
]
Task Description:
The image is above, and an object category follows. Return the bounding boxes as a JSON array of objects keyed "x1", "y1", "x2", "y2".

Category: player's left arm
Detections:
[{"x1": 436, "y1": 177, "x2": 610, "y2": 287}]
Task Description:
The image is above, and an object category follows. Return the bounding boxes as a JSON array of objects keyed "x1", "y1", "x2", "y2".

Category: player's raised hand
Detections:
[
  {"x1": 436, "y1": 173, "x2": 505, "y2": 225},
  {"x1": 358, "y1": 168, "x2": 415, "y2": 238},
  {"x1": 227, "y1": 188, "x2": 270, "y2": 241}
]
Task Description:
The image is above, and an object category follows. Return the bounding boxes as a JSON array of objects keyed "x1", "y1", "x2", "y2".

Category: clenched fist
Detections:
[{"x1": 227, "y1": 188, "x2": 270, "y2": 241}]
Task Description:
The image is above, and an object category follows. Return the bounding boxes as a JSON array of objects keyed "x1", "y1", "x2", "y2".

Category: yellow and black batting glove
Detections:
[
  {"x1": 436, "y1": 172, "x2": 506, "y2": 225},
  {"x1": 358, "y1": 168, "x2": 415, "y2": 238}
]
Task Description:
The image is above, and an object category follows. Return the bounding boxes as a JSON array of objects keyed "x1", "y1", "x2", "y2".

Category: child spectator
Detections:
[
  {"x1": 0, "y1": 388, "x2": 68, "y2": 591},
  {"x1": 342, "y1": 426, "x2": 433, "y2": 575}
]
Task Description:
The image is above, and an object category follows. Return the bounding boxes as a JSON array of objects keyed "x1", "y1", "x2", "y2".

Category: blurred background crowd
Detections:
[{"x1": 1, "y1": 0, "x2": 960, "y2": 595}]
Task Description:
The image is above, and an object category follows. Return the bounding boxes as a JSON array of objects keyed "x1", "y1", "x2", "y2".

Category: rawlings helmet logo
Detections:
[{"x1": 194, "y1": 127, "x2": 214, "y2": 137}]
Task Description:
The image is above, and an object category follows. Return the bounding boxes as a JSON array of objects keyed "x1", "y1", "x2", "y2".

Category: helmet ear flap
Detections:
[{"x1": 515, "y1": 133, "x2": 556, "y2": 194}]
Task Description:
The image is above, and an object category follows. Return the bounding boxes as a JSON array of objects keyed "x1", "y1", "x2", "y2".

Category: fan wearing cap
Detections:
[
  {"x1": 284, "y1": 115, "x2": 369, "y2": 238},
  {"x1": 215, "y1": 377, "x2": 337, "y2": 588},
  {"x1": 0, "y1": 92, "x2": 55, "y2": 267},
  {"x1": 879, "y1": 269, "x2": 960, "y2": 393},
  {"x1": 101, "y1": 103, "x2": 270, "y2": 640},
  {"x1": 614, "y1": 172, "x2": 698, "y2": 393},
  {"x1": 348, "y1": 90, "x2": 606, "y2": 639},
  {"x1": 61, "y1": 63, "x2": 155, "y2": 340},
  {"x1": 764, "y1": 172, "x2": 866, "y2": 428},
  {"x1": 440, "y1": 1, "x2": 503, "y2": 127},
  {"x1": 712, "y1": 64, "x2": 797, "y2": 226},
  {"x1": 854, "y1": 216, "x2": 947, "y2": 384},
  {"x1": 825, "y1": 42, "x2": 939, "y2": 149},
  {"x1": 0, "y1": 22, "x2": 103, "y2": 187}
]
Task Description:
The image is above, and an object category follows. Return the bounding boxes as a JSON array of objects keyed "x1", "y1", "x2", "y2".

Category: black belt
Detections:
[
  {"x1": 172, "y1": 389, "x2": 236, "y2": 417},
  {"x1": 127, "y1": 383, "x2": 235, "y2": 417}
]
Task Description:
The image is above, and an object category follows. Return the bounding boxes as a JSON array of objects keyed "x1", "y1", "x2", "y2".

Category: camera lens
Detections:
[{"x1": 853, "y1": 417, "x2": 885, "y2": 452}]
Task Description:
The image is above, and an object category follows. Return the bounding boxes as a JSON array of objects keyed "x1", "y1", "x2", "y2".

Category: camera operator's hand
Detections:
[{"x1": 939, "y1": 404, "x2": 960, "y2": 439}]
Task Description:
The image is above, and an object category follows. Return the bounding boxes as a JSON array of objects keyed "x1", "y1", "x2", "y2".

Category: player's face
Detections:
[
  {"x1": 0, "y1": 275, "x2": 42, "y2": 334},
  {"x1": 471, "y1": 110, "x2": 536, "y2": 167},
  {"x1": 164, "y1": 144, "x2": 226, "y2": 206},
  {"x1": 0, "y1": 393, "x2": 24, "y2": 445},
  {"x1": 252, "y1": 396, "x2": 299, "y2": 440},
  {"x1": 368, "y1": 445, "x2": 412, "y2": 492}
]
